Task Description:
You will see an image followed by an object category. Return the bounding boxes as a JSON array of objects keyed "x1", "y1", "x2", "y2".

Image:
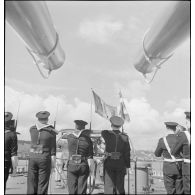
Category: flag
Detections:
[
  {"x1": 92, "y1": 90, "x2": 117, "y2": 119},
  {"x1": 119, "y1": 91, "x2": 130, "y2": 122}
]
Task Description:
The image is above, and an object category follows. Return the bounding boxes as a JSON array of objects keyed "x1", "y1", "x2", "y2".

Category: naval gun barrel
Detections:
[
  {"x1": 134, "y1": 1, "x2": 190, "y2": 82},
  {"x1": 6, "y1": 1, "x2": 65, "y2": 78}
]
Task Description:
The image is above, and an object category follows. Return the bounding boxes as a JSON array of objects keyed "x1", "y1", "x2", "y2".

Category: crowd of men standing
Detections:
[
  {"x1": 4, "y1": 110, "x2": 190, "y2": 194},
  {"x1": 4, "y1": 111, "x2": 130, "y2": 194}
]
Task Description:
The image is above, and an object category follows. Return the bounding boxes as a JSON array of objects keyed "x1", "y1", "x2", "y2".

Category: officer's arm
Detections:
[
  {"x1": 171, "y1": 134, "x2": 183, "y2": 155},
  {"x1": 11, "y1": 133, "x2": 18, "y2": 172},
  {"x1": 88, "y1": 138, "x2": 94, "y2": 159},
  {"x1": 11, "y1": 133, "x2": 18, "y2": 157},
  {"x1": 154, "y1": 139, "x2": 163, "y2": 157},
  {"x1": 124, "y1": 137, "x2": 131, "y2": 168}
]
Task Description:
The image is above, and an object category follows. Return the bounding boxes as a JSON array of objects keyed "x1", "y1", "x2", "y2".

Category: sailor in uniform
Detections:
[
  {"x1": 101, "y1": 116, "x2": 131, "y2": 194},
  {"x1": 4, "y1": 112, "x2": 18, "y2": 191},
  {"x1": 172, "y1": 112, "x2": 191, "y2": 194},
  {"x1": 154, "y1": 122, "x2": 183, "y2": 194},
  {"x1": 27, "y1": 111, "x2": 57, "y2": 194},
  {"x1": 67, "y1": 120, "x2": 93, "y2": 194}
]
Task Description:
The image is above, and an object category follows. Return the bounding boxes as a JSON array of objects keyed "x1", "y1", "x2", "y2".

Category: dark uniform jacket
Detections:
[
  {"x1": 102, "y1": 130, "x2": 131, "y2": 169},
  {"x1": 155, "y1": 134, "x2": 182, "y2": 175},
  {"x1": 29, "y1": 125, "x2": 56, "y2": 159},
  {"x1": 5, "y1": 128, "x2": 18, "y2": 161},
  {"x1": 171, "y1": 130, "x2": 190, "y2": 175},
  {"x1": 67, "y1": 130, "x2": 93, "y2": 163}
]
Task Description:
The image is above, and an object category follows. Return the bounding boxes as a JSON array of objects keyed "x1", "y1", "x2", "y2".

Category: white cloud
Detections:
[
  {"x1": 78, "y1": 15, "x2": 123, "y2": 44},
  {"x1": 113, "y1": 80, "x2": 190, "y2": 150},
  {"x1": 163, "y1": 98, "x2": 190, "y2": 126},
  {"x1": 5, "y1": 83, "x2": 190, "y2": 151},
  {"x1": 165, "y1": 98, "x2": 190, "y2": 110},
  {"x1": 114, "y1": 79, "x2": 151, "y2": 99},
  {"x1": 5, "y1": 85, "x2": 110, "y2": 141}
]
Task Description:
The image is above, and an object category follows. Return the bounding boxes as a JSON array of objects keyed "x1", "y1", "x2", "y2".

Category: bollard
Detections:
[{"x1": 136, "y1": 161, "x2": 151, "y2": 194}]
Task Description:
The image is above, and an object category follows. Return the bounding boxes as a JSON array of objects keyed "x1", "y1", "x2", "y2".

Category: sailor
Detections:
[
  {"x1": 172, "y1": 112, "x2": 191, "y2": 194},
  {"x1": 27, "y1": 111, "x2": 57, "y2": 194},
  {"x1": 154, "y1": 122, "x2": 183, "y2": 194},
  {"x1": 101, "y1": 116, "x2": 131, "y2": 194},
  {"x1": 4, "y1": 112, "x2": 18, "y2": 191},
  {"x1": 67, "y1": 120, "x2": 93, "y2": 194}
]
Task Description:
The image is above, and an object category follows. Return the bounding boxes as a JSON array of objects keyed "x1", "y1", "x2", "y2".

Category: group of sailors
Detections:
[
  {"x1": 4, "y1": 110, "x2": 191, "y2": 194},
  {"x1": 4, "y1": 111, "x2": 130, "y2": 194}
]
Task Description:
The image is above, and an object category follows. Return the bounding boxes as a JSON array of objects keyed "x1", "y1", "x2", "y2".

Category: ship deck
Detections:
[{"x1": 6, "y1": 171, "x2": 166, "y2": 194}]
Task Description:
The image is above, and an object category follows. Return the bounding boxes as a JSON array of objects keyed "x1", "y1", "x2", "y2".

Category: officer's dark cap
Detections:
[
  {"x1": 164, "y1": 122, "x2": 178, "y2": 130},
  {"x1": 5, "y1": 112, "x2": 13, "y2": 122},
  {"x1": 36, "y1": 111, "x2": 50, "y2": 119},
  {"x1": 110, "y1": 116, "x2": 124, "y2": 127},
  {"x1": 74, "y1": 120, "x2": 88, "y2": 127},
  {"x1": 184, "y1": 112, "x2": 190, "y2": 120}
]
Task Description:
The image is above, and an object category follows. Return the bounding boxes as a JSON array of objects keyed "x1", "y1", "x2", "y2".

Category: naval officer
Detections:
[
  {"x1": 27, "y1": 111, "x2": 57, "y2": 194},
  {"x1": 172, "y1": 112, "x2": 191, "y2": 194},
  {"x1": 154, "y1": 122, "x2": 183, "y2": 194},
  {"x1": 67, "y1": 120, "x2": 94, "y2": 194},
  {"x1": 101, "y1": 116, "x2": 131, "y2": 194},
  {"x1": 4, "y1": 112, "x2": 18, "y2": 191}
]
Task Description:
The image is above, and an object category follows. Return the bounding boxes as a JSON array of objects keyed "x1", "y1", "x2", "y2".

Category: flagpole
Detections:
[{"x1": 90, "y1": 88, "x2": 93, "y2": 130}]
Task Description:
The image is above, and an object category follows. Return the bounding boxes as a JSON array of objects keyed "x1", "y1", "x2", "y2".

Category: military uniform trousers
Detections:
[
  {"x1": 27, "y1": 157, "x2": 51, "y2": 194},
  {"x1": 5, "y1": 160, "x2": 12, "y2": 191},
  {"x1": 163, "y1": 174, "x2": 183, "y2": 194},
  {"x1": 183, "y1": 162, "x2": 190, "y2": 194},
  {"x1": 67, "y1": 161, "x2": 89, "y2": 194},
  {"x1": 104, "y1": 167, "x2": 126, "y2": 194}
]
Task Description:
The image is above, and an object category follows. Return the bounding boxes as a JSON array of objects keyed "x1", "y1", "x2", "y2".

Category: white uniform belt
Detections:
[
  {"x1": 184, "y1": 159, "x2": 191, "y2": 163},
  {"x1": 164, "y1": 158, "x2": 183, "y2": 162}
]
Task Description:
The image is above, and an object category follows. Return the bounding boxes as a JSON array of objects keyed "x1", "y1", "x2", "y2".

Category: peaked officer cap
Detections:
[
  {"x1": 36, "y1": 111, "x2": 50, "y2": 119},
  {"x1": 110, "y1": 116, "x2": 124, "y2": 127},
  {"x1": 74, "y1": 120, "x2": 88, "y2": 126},
  {"x1": 184, "y1": 111, "x2": 190, "y2": 120},
  {"x1": 164, "y1": 122, "x2": 178, "y2": 130},
  {"x1": 5, "y1": 112, "x2": 13, "y2": 122}
]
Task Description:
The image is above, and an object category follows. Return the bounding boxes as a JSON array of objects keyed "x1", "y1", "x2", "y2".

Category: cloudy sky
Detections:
[{"x1": 5, "y1": 1, "x2": 190, "y2": 151}]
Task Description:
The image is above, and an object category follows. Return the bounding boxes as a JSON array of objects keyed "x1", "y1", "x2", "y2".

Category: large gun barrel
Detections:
[
  {"x1": 134, "y1": 1, "x2": 190, "y2": 81},
  {"x1": 6, "y1": 1, "x2": 65, "y2": 78}
]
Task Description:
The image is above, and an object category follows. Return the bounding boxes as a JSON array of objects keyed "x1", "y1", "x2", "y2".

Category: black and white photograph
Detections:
[{"x1": 3, "y1": 1, "x2": 191, "y2": 194}]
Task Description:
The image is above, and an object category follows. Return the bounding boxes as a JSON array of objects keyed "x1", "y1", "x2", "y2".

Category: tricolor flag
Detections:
[
  {"x1": 119, "y1": 91, "x2": 130, "y2": 122},
  {"x1": 92, "y1": 90, "x2": 117, "y2": 119}
]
